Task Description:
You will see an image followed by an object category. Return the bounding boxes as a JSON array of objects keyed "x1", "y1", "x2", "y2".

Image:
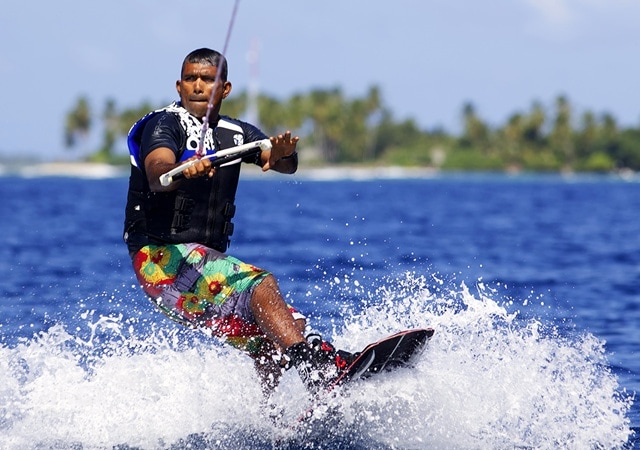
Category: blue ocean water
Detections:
[{"x1": 0, "y1": 170, "x2": 638, "y2": 449}]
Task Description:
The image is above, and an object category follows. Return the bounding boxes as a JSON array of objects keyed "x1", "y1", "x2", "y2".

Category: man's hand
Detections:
[
  {"x1": 182, "y1": 155, "x2": 215, "y2": 180},
  {"x1": 146, "y1": 147, "x2": 216, "y2": 192},
  {"x1": 262, "y1": 131, "x2": 300, "y2": 173}
]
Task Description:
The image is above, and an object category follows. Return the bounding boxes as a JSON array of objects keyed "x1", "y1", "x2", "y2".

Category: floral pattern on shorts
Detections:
[{"x1": 133, "y1": 243, "x2": 270, "y2": 351}]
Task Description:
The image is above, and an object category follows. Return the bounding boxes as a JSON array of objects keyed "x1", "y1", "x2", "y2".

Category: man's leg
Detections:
[
  {"x1": 134, "y1": 245, "x2": 350, "y2": 394},
  {"x1": 249, "y1": 274, "x2": 307, "y2": 395},
  {"x1": 250, "y1": 274, "x2": 306, "y2": 350},
  {"x1": 249, "y1": 274, "x2": 355, "y2": 395}
]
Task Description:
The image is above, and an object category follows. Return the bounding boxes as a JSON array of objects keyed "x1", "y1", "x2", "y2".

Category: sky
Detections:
[{"x1": 1, "y1": 0, "x2": 639, "y2": 160}]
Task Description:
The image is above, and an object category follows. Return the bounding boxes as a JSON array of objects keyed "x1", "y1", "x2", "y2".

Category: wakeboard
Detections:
[
  {"x1": 294, "y1": 328, "x2": 434, "y2": 425},
  {"x1": 327, "y1": 328, "x2": 434, "y2": 392}
]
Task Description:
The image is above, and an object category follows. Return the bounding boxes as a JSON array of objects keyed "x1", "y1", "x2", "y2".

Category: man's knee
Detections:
[{"x1": 256, "y1": 273, "x2": 278, "y2": 290}]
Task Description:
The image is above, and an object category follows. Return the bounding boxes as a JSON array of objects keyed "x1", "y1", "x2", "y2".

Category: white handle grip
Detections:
[{"x1": 159, "y1": 139, "x2": 272, "y2": 186}]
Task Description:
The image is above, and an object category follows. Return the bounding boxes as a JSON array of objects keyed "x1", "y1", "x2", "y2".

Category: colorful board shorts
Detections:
[{"x1": 132, "y1": 243, "x2": 303, "y2": 353}]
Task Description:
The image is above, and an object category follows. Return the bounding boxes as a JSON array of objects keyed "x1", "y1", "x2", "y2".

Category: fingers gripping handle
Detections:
[{"x1": 159, "y1": 139, "x2": 272, "y2": 186}]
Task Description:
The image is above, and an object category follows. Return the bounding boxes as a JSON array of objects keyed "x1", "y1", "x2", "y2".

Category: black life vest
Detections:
[{"x1": 123, "y1": 104, "x2": 263, "y2": 254}]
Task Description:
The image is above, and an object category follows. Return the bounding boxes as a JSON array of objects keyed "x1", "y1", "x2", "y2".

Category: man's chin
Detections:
[{"x1": 184, "y1": 103, "x2": 208, "y2": 119}]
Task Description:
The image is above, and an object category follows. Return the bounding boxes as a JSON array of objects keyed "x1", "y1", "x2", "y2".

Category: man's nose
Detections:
[{"x1": 194, "y1": 77, "x2": 204, "y2": 92}]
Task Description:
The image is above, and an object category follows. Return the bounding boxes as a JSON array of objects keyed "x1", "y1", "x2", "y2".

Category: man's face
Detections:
[{"x1": 176, "y1": 62, "x2": 230, "y2": 120}]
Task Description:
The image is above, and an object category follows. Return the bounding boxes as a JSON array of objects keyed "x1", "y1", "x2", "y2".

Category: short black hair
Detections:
[{"x1": 181, "y1": 48, "x2": 228, "y2": 81}]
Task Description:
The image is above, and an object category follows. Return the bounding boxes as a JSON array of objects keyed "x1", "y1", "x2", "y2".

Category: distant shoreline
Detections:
[
  {"x1": 0, "y1": 161, "x2": 128, "y2": 179},
  {"x1": 1, "y1": 161, "x2": 637, "y2": 182}
]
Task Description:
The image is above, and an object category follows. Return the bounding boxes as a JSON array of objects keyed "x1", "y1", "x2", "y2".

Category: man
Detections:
[{"x1": 123, "y1": 48, "x2": 353, "y2": 395}]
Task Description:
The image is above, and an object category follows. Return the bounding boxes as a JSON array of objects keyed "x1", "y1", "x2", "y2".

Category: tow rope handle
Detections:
[{"x1": 159, "y1": 138, "x2": 272, "y2": 187}]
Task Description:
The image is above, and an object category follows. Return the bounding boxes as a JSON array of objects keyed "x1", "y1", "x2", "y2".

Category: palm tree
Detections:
[
  {"x1": 460, "y1": 102, "x2": 492, "y2": 156},
  {"x1": 576, "y1": 110, "x2": 597, "y2": 160},
  {"x1": 97, "y1": 98, "x2": 118, "y2": 160},
  {"x1": 64, "y1": 96, "x2": 91, "y2": 153},
  {"x1": 523, "y1": 101, "x2": 546, "y2": 145},
  {"x1": 549, "y1": 95, "x2": 574, "y2": 167},
  {"x1": 306, "y1": 88, "x2": 344, "y2": 162}
]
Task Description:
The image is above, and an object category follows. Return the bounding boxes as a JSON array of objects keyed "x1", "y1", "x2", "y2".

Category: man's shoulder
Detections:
[
  {"x1": 148, "y1": 109, "x2": 182, "y2": 127},
  {"x1": 130, "y1": 108, "x2": 182, "y2": 141},
  {"x1": 138, "y1": 109, "x2": 185, "y2": 156},
  {"x1": 217, "y1": 115, "x2": 247, "y2": 132},
  {"x1": 218, "y1": 115, "x2": 267, "y2": 141},
  {"x1": 128, "y1": 105, "x2": 185, "y2": 166},
  {"x1": 139, "y1": 111, "x2": 183, "y2": 145}
]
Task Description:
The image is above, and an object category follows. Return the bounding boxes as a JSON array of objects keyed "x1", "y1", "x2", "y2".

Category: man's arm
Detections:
[
  {"x1": 140, "y1": 113, "x2": 215, "y2": 191},
  {"x1": 260, "y1": 131, "x2": 300, "y2": 174},
  {"x1": 145, "y1": 147, "x2": 214, "y2": 192}
]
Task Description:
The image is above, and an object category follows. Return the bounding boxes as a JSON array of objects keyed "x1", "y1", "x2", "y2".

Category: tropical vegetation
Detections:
[{"x1": 63, "y1": 87, "x2": 640, "y2": 172}]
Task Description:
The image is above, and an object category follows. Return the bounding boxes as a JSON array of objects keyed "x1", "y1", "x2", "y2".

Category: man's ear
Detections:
[
  {"x1": 222, "y1": 81, "x2": 232, "y2": 99},
  {"x1": 175, "y1": 80, "x2": 182, "y2": 96}
]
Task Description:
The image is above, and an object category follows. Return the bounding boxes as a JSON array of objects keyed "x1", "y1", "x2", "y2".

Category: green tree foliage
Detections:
[
  {"x1": 549, "y1": 95, "x2": 575, "y2": 169},
  {"x1": 460, "y1": 102, "x2": 491, "y2": 153},
  {"x1": 64, "y1": 96, "x2": 91, "y2": 150},
  {"x1": 89, "y1": 98, "x2": 119, "y2": 163},
  {"x1": 69, "y1": 89, "x2": 640, "y2": 172},
  {"x1": 220, "y1": 92, "x2": 247, "y2": 121}
]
